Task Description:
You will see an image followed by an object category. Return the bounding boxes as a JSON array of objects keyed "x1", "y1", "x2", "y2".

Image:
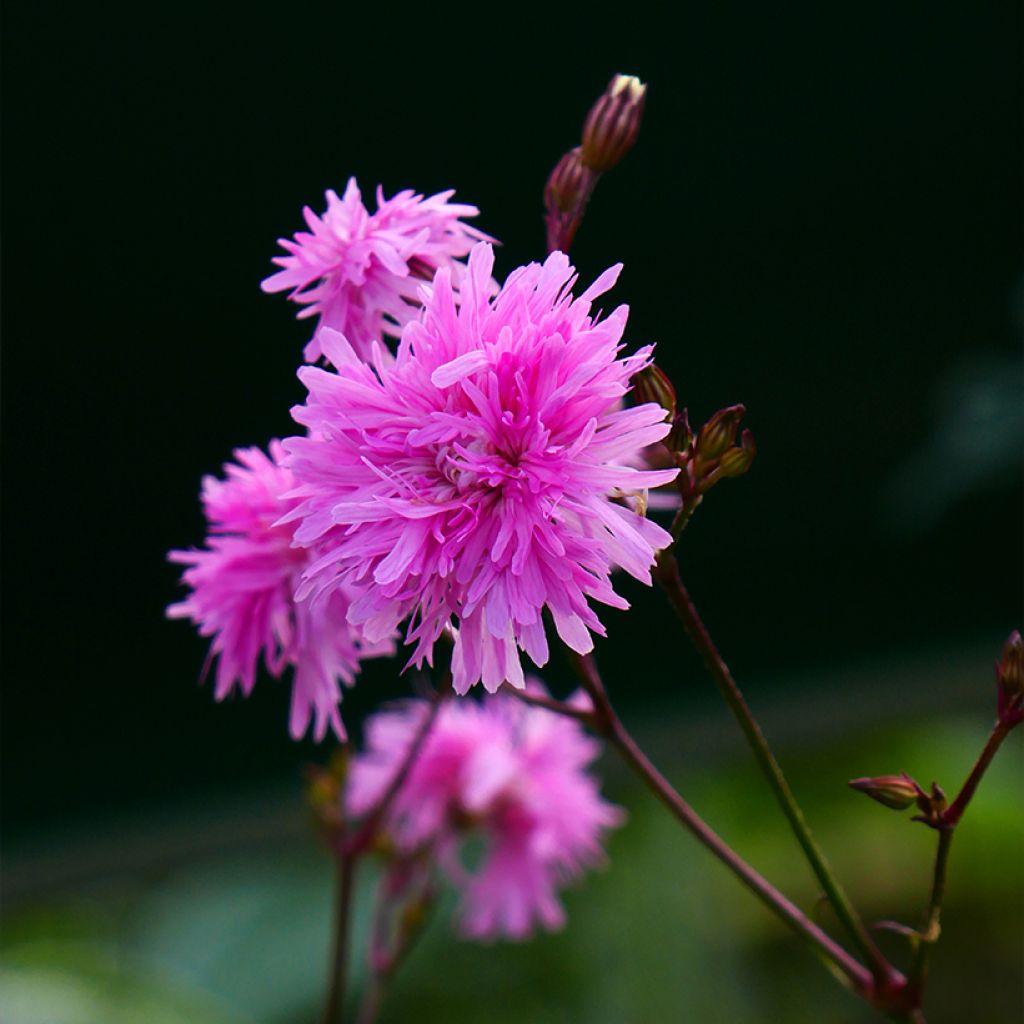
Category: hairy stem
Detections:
[
  {"x1": 570, "y1": 652, "x2": 876, "y2": 996},
  {"x1": 652, "y1": 550, "x2": 897, "y2": 987}
]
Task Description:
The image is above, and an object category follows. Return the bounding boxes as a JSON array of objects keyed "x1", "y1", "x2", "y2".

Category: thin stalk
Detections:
[
  {"x1": 322, "y1": 676, "x2": 449, "y2": 1022},
  {"x1": 356, "y1": 878, "x2": 436, "y2": 1024},
  {"x1": 501, "y1": 683, "x2": 595, "y2": 724},
  {"x1": 321, "y1": 852, "x2": 357, "y2": 1024},
  {"x1": 347, "y1": 679, "x2": 450, "y2": 857},
  {"x1": 907, "y1": 829, "x2": 953, "y2": 995},
  {"x1": 570, "y1": 652, "x2": 875, "y2": 995},
  {"x1": 942, "y1": 719, "x2": 1013, "y2": 826},
  {"x1": 652, "y1": 550, "x2": 897, "y2": 988}
]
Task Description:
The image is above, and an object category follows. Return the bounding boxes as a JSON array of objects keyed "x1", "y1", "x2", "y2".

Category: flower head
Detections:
[
  {"x1": 347, "y1": 685, "x2": 622, "y2": 940},
  {"x1": 262, "y1": 179, "x2": 492, "y2": 362},
  {"x1": 167, "y1": 442, "x2": 391, "y2": 740},
  {"x1": 284, "y1": 242, "x2": 678, "y2": 694}
]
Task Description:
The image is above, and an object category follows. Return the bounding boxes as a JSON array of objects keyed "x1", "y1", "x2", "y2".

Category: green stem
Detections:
[
  {"x1": 907, "y1": 829, "x2": 953, "y2": 995},
  {"x1": 652, "y1": 550, "x2": 897, "y2": 989}
]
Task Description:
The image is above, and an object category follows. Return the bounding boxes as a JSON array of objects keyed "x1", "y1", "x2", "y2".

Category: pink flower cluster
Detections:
[
  {"x1": 171, "y1": 178, "x2": 676, "y2": 743},
  {"x1": 283, "y1": 242, "x2": 678, "y2": 695},
  {"x1": 262, "y1": 179, "x2": 490, "y2": 363},
  {"x1": 348, "y1": 685, "x2": 622, "y2": 940},
  {"x1": 167, "y1": 442, "x2": 392, "y2": 740}
]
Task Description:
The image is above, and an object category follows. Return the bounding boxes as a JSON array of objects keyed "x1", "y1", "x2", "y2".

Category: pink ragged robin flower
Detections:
[
  {"x1": 167, "y1": 441, "x2": 392, "y2": 740},
  {"x1": 283, "y1": 242, "x2": 679, "y2": 695},
  {"x1": 347, "y1": 683, "x2": 622, "y2": 940},
  {"x1": 261, "y1": 178, "x2": 492, "y2": 363}
]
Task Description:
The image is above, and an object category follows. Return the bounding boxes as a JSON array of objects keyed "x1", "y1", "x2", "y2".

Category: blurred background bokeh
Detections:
[{"x1": 3, "y1": 4, "x2": 1021, "y2": 1022}]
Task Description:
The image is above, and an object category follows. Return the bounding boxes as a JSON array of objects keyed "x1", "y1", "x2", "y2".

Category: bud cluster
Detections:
[
  {"x1": 544, "y1": 73, "x2": 647, "y2": 253},
  {"x1": 633, "y1": 364, "x2": 757, "y2": 532}
]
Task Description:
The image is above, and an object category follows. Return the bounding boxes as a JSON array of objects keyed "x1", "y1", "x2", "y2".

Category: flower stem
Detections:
[
  {"x1": 652, "y1": 550, "x2": 897, "y2": 988},
  {"x1": 907, "y1": 828, "x2": 953, "y2": 997},
  {"x1": 321, "y1": 676, "x2": 449, "y2": 1023},
  {"x1": 356, "y1": 874, "x2": 436, "y2": 1024},
  {"x1": 941, "y1": 718, "x2": 1013, "y2": 827},
  {"x1": 321, "y1": 851, "x2": 357, "y2": 1024},
  {"x1": 570, "y1": 652, "x2": 876, "y2": 996},
  {"x1": 502, "y1": 683, "x2": 595, "y2": 724},
  {"x1": 347, "y1": 677, "x2": 450, "y2": 857}
]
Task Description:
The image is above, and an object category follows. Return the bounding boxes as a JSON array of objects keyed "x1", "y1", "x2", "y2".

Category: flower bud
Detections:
[
  {"x1": 910, "y1": 781, "x2": 949, "y2": 828},
  {"x1": 996, "y1": 629, "x2": 1024, "y2": 724},
  {"x1": 997, "y1": 630, "x2": 1023, "y2": 697},
  {"x1": 848, "y1": 773, "x2": 921, "y2": 810},
  {"x1": 667, "y1": 407, "x2": 694, "y2": 456},
  {"x1": 718, "y1": 429, "x2": 757, "y2": 478},
  {"x1": 632, "y1": 364, "x2": 676, "y2": 420},
  {"x1": 544, "y1": 147, "x2": 593, "y2": 216},
  {"x1": 581, "y1": 74, "x2": 647, "y2": 173},
  {"x1": 696, "y1": 404, "x2": 746, "y2": 461}
]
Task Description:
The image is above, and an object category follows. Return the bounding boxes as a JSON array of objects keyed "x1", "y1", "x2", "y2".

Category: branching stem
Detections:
[
  {"x1": 569, "y1": 651, "x2": 878, "y2": 997},
  {"x1": 651, "y1": 549, "x2": 898, "y2": 989}
]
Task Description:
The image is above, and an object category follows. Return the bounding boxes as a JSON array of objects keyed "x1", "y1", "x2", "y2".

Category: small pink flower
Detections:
[
  {"x1": 262, "y1": 179, "x2": 492, "y2": 362},
  {"x1": 167, "y1": 442, "x2": 392, "y2": 740},
  {"x1": 348, "y1": 684, "x2": 622, "y2": 940},
  {"x1": 284, "y1": 242, "x2": 678, "y2": 695}
]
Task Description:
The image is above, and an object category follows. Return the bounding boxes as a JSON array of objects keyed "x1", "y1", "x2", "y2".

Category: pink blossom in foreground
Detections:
[
  {"x1": 348, "y1": 685, "x2": 622, "y2": 940},
  {"x1": 262, "y1": 179, "x2": 492, "y2": 362},
  {"x1": 283, "y1": 242, "x2": 679, "y2": 694},
  {"x1": 167, "y1": 442, "x2": 392, "y2": 740}
]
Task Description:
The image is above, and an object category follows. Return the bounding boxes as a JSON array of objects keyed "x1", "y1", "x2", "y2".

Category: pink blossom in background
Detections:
[
  {"x1": 167, "y1": 442, "x2": 392, "y2": 740},
  {"x1": 262, "y1": 179, "x2": 492, "y2": 363},
  {"x1": 348, "y1": 684, "x2": 622, "y2": 940},
  {"x1": 283, "y1": 242, "x2": 679, "y2": 695}
]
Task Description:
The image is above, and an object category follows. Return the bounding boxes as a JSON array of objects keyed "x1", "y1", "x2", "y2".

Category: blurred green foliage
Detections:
[{"x1": 3, "y1": 698, "x2": 1020, "y2": 1023}]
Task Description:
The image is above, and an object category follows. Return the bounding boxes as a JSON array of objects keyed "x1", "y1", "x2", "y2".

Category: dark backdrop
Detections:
[{"x1": 3, "y1": 4, "x2": 1021, "y2": 833}]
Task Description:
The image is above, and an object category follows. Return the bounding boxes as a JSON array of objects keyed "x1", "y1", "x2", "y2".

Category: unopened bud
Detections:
[
  {"x1": 910, "y1": 781, "x2": 949, "y2": 828},
  {"x1": 997, "y1": 630, "x2": 1023, "y2": 696},
  {"x1": 718, "y1": 430, "x2": 757, "y2": 478},
  {"x1": 996, "y1": 629, "x2": 1024, "y2": 724},
  {"x1": 544, "y1": 147, "x2": 593, "y2": 216},
  {"x1": 696, "y1": 404, "x2": 745, "y2": 461},
  {"x1": 581, "y1": 74, "x2": 647, "y2": 173},
  {"x1": 667, "y1": 407, "x2": 694, "y2": 455},
  {"x1": 633, "y1": 364, "x2": 676, "y2": 419},
  {"x1": 848, "y1": 773, "x2": 921, "y2": 811}
]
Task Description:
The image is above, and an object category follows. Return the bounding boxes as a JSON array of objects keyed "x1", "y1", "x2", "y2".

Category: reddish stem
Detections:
[
  {"x1": 346, "y1": 678, "x2": 450, "y2": 857},
  {"x1": 941, "y1": 718, "x2": 1014, "y2": 827},
  {"x1": 321, "y1": 852, "x2": 357, "y2": 1024},
  {"x1": 570, "y1": 652, "x2": 875, "y2": 996},
  {"x1": 501, "y1": 683, "x2": 595, "y2": 724},
  {"x1": 651, "y1": 551, "x2": 898, "y2": 989}
]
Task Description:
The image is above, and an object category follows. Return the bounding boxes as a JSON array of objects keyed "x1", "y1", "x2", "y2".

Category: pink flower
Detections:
[
  {"x1": 283, "y1": 242, "x2": 679, "y2": 695},
  {"x1": 167, "y1": 442, "x2": 392, "y2": 740},
  {"x1": 347, "y1": 685, "x2": 622, "y2": 940},
  {"x1": 261, "y1": 179, "x2": 492, "y2": 363}
]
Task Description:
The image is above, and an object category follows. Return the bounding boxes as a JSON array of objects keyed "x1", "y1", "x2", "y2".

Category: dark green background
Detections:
[
  {"x1": 5, "y1": 2, "x2": 1019, "y2": 828},
  {"x1": 2, "y1": 4, "x2": 1022, "y2": 1022}
]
